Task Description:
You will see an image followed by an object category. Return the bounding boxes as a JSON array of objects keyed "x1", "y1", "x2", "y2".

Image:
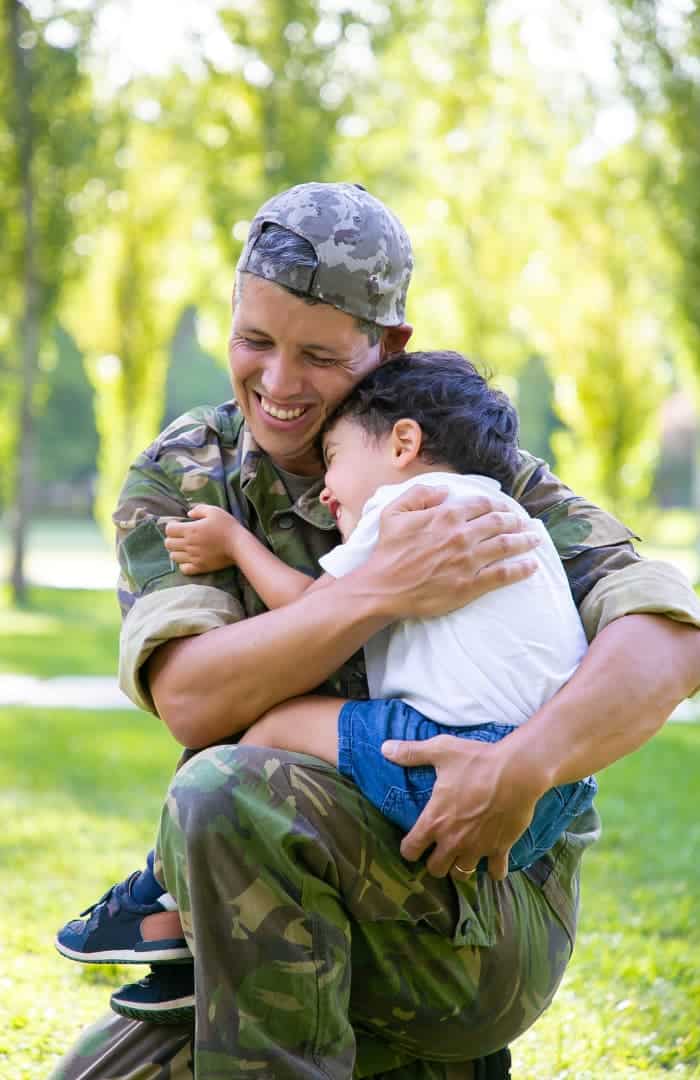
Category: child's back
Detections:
[{"x1": 321, "y1": 470, "x2": 587, "y2": 729}]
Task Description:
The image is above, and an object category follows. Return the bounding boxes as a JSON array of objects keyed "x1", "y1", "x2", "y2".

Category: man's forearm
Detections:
[
  {"x1": 506, "y1": 614, "x2": 700, "y2": 796},
  {"x1": 148, "y1": 571, "x2": 388, "y2": 748},
  {"x1": 144, "y1": 491, "x2": 548, "y2": 748}
]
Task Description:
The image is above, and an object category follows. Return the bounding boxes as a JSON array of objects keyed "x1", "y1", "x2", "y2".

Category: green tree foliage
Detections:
[
  {"x1": 608, "y1": 0, "x2": 700, "y2": 522},
  {"x1": 518, "y1": 156, "x2": 671, "y2": 514},
  {"x1": 610, "y1": 0, "x2": 700, "y2": 369},
  {"x1": 5, "y1": 0, "x2": 699, "y2": 561},
  {"x1": 1, "y1": 0, "x2": 98, "y2": 598},
  {"x1": 515, "y1": 355, "x2": 562, "y2": 465},
  {"x1": 35, "y1": 323, "x2": 98, "y2": 494},
  {"x1": 333, "y1": 3, "x2": 670, "y2": 510},
  {"x1": 162, "y1": 307, "x2": 232, "y2": 428},
  {"x1": 62, "y1": 108, "x2": 209, "y2": 533}
]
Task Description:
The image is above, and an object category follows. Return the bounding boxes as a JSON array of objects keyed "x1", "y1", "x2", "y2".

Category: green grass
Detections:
[
  {"x1": 0, "y1": 706, "x2": 698, "y2": 1078},
  {"x1": 1, "y1": 581, "x2": 699, "y2": 1076},
  {"x1": 514, "y1": 723, "x2": 700, "y2": 1078},
  {"x1": 0, "y1": 706, "x2": 177, "y2": 1079},
  {"x1": 0, "y1": 585, "x2": 121, "y2": 677}
]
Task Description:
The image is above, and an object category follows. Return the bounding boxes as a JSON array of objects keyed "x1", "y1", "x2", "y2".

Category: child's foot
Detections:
[
  {"x1": 55, "y1": 871, "x2": 191, "y2": 964},
  {"x1": 110, "y1": 963, "x2": 195, "y2": 1024}
]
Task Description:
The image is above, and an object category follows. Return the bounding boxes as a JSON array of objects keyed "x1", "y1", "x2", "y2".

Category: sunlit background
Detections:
[
  {"x1": 2, "y1": 3, "x2": 700, "y2": 1076},
  {"x1": 2, "y1": 0, "x2": 700, "y2": 592}
]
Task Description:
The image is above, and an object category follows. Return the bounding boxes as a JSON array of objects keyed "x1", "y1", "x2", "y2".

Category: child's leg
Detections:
[
  {"x1": 239, "y1": 695, "x2": 344, "y2": 765},
  {"x1": 333, "y1": 700, "x2": 597, "y2": 873},
  {"x1": 55, "y1": 852, "x2": 188, "y2": 965},
  {"x1": 130, "y1": 849, "x2": 169, "y2": 904},
  {"x1": 59, "y1": 698, "x2": 344, "y2": 971}
]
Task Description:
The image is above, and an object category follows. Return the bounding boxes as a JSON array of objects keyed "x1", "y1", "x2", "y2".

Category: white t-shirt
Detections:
[{"x1": 319, "y1": 472, "x2": 588, "y2": 728}]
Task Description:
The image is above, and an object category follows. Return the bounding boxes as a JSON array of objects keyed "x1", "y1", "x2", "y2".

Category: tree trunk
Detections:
[{"x1": 6, "y1": 0, "x2": 39, "y2": 605}]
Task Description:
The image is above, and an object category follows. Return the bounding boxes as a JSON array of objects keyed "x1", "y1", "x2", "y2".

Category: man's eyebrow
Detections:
[
  {"x1": 237, "y1": 324, "x2": 271, "y2": 336},
  {"x1": 236, "y1": 324, "x2": 343, "y2": 356},
  {"x1": 303, "y1": 343, "x2": 342, "y2": 355}
]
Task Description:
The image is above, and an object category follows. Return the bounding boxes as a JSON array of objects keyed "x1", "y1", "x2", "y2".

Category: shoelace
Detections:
[{"x1": 78, "y1": 876, "x2": 131, "y2": 919}]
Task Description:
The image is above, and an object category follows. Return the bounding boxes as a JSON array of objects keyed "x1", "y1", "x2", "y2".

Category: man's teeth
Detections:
[{"x1": 260, "y1": 397, "x2": 306, "y2": 421}]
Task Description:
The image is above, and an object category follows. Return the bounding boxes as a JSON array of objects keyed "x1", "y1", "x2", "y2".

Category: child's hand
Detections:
[{"x1": 164, "y1": 505, "x2": 241, "y2": 575}]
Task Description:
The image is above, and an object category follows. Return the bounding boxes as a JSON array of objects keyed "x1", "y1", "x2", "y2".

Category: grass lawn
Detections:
[
  {"x1": 1, "y1": 583, "x2": 699, "y2": 1077},
  {"x1": 0, "y1": 709, "x2": 698, "y2": 1078},
  {"x1": 0, "y1": 585, "x2": 121, "y2": 677}
]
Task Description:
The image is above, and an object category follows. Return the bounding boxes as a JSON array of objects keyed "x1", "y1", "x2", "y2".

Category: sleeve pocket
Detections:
[{"x1": 120, "y1": 519, "x2": 177, "y2": 593}]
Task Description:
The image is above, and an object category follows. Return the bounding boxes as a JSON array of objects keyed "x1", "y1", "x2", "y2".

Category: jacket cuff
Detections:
[
  {"x1": 118, "y1": 585, "x2": 245, "y2": 713},
  {"x1": 580, "y1": 560, "x2": 700, "y2": 641}
]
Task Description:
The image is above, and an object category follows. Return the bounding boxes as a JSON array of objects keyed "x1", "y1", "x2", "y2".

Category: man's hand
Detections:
[
  {"x1": 381, "y1": 734, "x2": 543, "y2": 880},
  {"x1": 364, "y1": 485, "x2": 542, "y2": 621},
  {"x1": 164, "y1": 504, "x2": 241, "y2": 575}
]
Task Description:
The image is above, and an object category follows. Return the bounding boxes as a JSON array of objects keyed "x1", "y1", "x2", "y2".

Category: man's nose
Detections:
[{"x1": 260, "y1": 351, "x2": 303, "y2": 398}]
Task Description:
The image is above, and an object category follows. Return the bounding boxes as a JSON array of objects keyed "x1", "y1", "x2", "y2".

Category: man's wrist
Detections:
[
  {"x1": 347, "y1": 557, "x2": 403, "y2": 622},
  {"x1": 334, "y1": 563, "x2": 397, "y2": 631},
  {"x1": 497, "y1": 723, "x2": 557, "y2": 804}
]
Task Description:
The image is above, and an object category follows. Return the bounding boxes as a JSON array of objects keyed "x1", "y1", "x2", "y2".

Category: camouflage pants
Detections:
[{"x1": 52, "y1": 746, "x2": 597, "y2": 1080}]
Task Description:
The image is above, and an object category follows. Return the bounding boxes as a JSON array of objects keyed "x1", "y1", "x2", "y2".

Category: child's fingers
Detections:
[
  {"x1": 188, "y1": 504, "x2": 209, "y2": 519},
  {"x1": 164, "y1": 537, "x2": 188, "y2": 554},
  {"x1": 165, "y1": 520, "x2": 188, "y2": 537},
  {"x1": 170, "y1": 549, "x2": 201, "y2": 574}
]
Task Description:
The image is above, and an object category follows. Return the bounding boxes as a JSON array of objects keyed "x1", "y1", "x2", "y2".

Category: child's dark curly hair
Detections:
[{"x1": 323, "y1": 350, "x2": 520, "y2": 492}]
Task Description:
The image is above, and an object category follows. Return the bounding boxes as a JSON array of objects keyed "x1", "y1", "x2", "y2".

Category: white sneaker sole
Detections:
[{"x1": 55, "y1": 936, "x2": 191, "y2": 964}]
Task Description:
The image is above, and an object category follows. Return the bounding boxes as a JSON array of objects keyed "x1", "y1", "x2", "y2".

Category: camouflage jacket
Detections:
[{"x1": 115, "y1": 401, "x2": 700, "y2": 713}]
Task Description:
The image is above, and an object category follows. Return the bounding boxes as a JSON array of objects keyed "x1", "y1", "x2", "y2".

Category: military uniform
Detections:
[{"x1": 50, "y1": 401, "x2": 700, "y2": 1080}]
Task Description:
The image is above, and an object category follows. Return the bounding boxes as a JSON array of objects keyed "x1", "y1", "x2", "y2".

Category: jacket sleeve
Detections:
[
  {"x1": 512, "y1": 451, "x2": 700, "y2": 640},
  {"x1": 114, "y1": 409, "x2": 246, "y2": 714}
]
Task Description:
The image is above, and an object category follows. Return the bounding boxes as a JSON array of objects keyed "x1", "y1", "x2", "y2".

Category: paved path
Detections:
[
  {"x1": 0, "y1": 673, "x2": 136, "y2": 709},
  {"x1": 0, "y1": 672, "x2": 698, "y2": 722}
]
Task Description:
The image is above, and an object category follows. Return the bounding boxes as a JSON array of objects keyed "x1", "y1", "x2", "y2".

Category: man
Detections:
[{"x1": 52, "y1": 183, "x2": 700, "y2": 1080}]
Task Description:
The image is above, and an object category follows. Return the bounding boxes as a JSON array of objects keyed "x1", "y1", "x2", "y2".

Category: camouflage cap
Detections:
[{"x1": 237, "y1": 182, "x2": 413, "y2": 326}]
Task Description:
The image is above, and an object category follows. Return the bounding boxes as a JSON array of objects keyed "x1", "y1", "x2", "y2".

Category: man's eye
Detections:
[
  {"x1": 242, "y1": 337, "x2": 270, "y2": 349},
  {"x1": 306, "y1": 354, "x2": 337, "y2": 367}
]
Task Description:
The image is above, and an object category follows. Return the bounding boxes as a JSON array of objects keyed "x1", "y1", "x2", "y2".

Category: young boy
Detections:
[{"x1": 56, "y1": 350, "x2": 595, "y2": 1022}]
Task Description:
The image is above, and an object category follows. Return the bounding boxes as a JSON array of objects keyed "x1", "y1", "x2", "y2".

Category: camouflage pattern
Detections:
[
  {"x1": 49, "y1": 1012, "x2": 193, "y2": 1079},
  {"x1": 509, "y1": 455, "x2": 641, "y2": 609},
  {"x1": 83, "y1": 400, "x2": 693, "y2": 1079},
  {"x1": 50, "y1": 747, "x2": 597, "y2": 1079},
  {"x1": 237, "y1": 182, "x2": 413, "y2": 326},
  {"x1": 114, "y1": 400, "x2": 643, "y2": 713}
]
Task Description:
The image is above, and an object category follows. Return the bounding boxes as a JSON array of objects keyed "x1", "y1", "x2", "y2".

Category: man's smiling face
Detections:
[{"x1": 228, "y1": 274, "x2": 391, "y2": 476}]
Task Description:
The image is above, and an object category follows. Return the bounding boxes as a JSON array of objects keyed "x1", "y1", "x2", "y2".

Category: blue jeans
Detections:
[{"x1": 337, "y1": 698, "x2": 597, "y2": 872}]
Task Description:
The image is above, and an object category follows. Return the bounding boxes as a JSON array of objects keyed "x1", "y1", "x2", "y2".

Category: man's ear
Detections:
[
  {"x1": 380, "y1": 323, "x2": 413, "y2": 359},
  {"x1": 390, "y1": 418, "x2": 422, "y2": 468}
]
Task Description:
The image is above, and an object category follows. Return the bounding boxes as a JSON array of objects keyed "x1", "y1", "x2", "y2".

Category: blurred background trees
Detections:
[{"x1": 2, "y1": 0, "x2": 700, "y2": 599}]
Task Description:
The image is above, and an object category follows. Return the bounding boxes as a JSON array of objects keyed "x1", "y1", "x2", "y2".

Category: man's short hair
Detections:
[
  {"x1": 324, "y1": 351, "x2": 521, "y2": 492},
  {"x1": 237, "y1": 182, "x2": 413, "y2": 327}
]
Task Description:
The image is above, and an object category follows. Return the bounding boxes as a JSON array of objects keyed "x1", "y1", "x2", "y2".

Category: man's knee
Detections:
[{"x1": 166, "y1": 743, "x2": 305, "y2": 845}]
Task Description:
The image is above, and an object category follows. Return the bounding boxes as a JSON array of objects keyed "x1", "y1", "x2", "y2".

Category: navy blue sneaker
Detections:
[
  {"x1": 55, "y1": 871, "x2": 191, "y2": 964},
  {"x1": 110, "y1": 963, "x2": 195, "y2": 1024}
]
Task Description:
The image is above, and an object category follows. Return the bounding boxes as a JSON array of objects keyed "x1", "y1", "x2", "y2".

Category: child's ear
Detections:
[{"x1": 390, "y1": 419, "x2": 422, "y2": 468}]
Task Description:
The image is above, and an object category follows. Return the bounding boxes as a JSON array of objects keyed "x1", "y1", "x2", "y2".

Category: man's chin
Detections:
[{"x1": 254, "y1": 428, "x2": 324, "y2": 476}]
